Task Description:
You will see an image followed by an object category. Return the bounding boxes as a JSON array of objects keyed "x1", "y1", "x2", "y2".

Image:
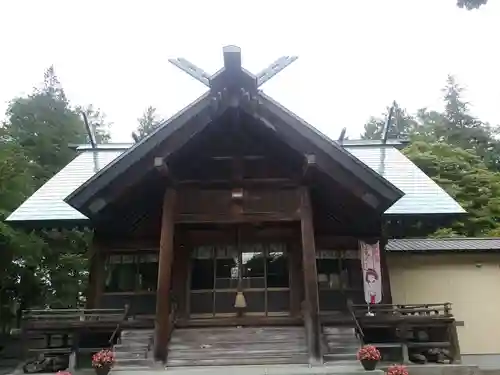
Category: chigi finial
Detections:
[{"x1": 168, "y1": 46, "x2": 298, "y2": 90}]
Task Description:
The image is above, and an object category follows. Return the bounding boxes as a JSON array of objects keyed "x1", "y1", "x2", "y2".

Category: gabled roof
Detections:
[
  {"x1": 64, "y1": 47, "x2": 404, "y2": 220},
  {"x1": 6, "y1": 148, "x2": 125, "y2": 225},
  {"x1": 5, "y1": 46, "x2": 465, "y2": 227},
  {"x1": 347, "y1": 147, "x2": 465, "y2": 215},
  {"x1": 6, "y1": 142, "x2": 465, "y2": 226},
  {"x1": 387, "y1": 237, "x2": 500, "y2": 253}
]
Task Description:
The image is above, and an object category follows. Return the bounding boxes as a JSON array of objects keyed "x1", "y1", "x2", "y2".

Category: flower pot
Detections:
[
  {"x1": 95, "y1": 366, "x2": 111, "y2": 375},
  {"x1": 360, "y1": 359, "x2": 378, "y2": 371}
]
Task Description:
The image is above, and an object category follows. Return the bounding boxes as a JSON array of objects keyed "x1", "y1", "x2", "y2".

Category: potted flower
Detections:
[
  {"x1": 357, "y1": 344, "x2": 381, "y2": 371},
  {"x1": 386, "y1": 364, "x2": 409, "y2": 375},
  {"x1": 92, "y1": 349, "x2": 115, "y2": 375}
]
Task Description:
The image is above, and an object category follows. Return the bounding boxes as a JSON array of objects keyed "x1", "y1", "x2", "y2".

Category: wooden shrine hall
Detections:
[{"x1": 8, "y1": 46, "x2": 466, "y2": 367}]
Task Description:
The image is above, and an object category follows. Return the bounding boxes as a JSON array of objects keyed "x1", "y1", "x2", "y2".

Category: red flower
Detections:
[
  {"x1": 386, "y1": 364, "x2": 409, "y2": 375},
  {"x1": 92, "y1": 349, "x2": 116, "y2": 369},
  {"x1": 357, "y1": 345, "x2": 381, "y2": 361}
]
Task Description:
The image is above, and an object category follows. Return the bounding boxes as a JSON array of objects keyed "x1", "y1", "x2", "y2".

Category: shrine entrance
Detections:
[{"x1": 188, "y1": 225, "x2": 292, "y2": 318}]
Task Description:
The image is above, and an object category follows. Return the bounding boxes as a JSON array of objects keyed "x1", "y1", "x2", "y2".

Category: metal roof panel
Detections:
[
  {"x1": 7, "y1": 143, "x2": 465, "y2": 225},
  {"x1": 345, "y1": 146, "x2": 465, "y2": 215},
  {"x1": 387, "y1": 238, "x2": 500, "y2": 252},
  {"x1": 6, "y1": 150, "x2": 123, "y2": 223}
]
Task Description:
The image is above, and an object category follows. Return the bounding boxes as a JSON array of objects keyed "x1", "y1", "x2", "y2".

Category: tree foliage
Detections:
[
  {"x1": 132, "y1": 106, "x2": 160, "y2": 141},
  {"x1": 362, "y1": 75, "x2": 500, "y2": 237},
  {"x1": 457, "y1": 0, "x2": 488, "y2": 9},
  {"x1": 0, "y1": 67, "x2": 109, "y2": 330}
]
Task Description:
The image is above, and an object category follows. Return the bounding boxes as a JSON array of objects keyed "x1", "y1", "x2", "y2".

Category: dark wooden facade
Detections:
[
  {"x1": 63, "y1": 46, "x2": 407, "y2": 364},
  {"x1": 82, "y1": 114, "x2": 393, "y2": 362}
]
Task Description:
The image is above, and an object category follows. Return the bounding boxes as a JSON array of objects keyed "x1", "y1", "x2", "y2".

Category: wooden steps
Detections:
[
  {"x1": 166, "y1": 326, "x2": 308, "y2": 367},
  {"x1": 322, "y1": 326, "x2": 360, "y2": 363},
  {"x1": 113, "y1": 329, "x2": 153, "y2": 371}
]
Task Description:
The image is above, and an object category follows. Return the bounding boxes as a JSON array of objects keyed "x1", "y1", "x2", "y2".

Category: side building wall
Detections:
[{"x1": 387, "y1": 252, "x2": 500, "y2": 361}]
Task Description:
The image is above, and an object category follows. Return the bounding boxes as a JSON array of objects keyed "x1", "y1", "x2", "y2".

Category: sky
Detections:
[{"x1": 1, "y1": 0, "x2": 499, "y2": 142}]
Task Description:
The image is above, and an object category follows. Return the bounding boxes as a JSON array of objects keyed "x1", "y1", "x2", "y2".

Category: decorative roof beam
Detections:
[
  {"x1": 168, "y1": 58, "x2": 211, "y2": 87},
  {"x1": 256, "y1": 56, "x2": 298, "y2": 87},
  {"x1": 168, "y1": 46, "x2": 297, "y2": 95}
]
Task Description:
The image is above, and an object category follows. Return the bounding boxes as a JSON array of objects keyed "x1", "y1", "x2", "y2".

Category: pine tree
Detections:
[
  {"x1": 361, "y1": 102, "x2": 417, "y2": 140},
  {"x1": 132, "y1": 106, "x2": 160, "y2": 141},
  {"x1": 457, "y1": 0, "x2": 488, "y2": 9}
]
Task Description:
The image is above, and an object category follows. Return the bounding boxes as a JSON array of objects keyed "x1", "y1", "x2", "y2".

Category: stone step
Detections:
[
  {"x1": 323, "y1": 327, "x2": 356, "y2": 335},
  {"x1": 324, "y1": 335, "x2": 358, "y2": 342},
  {"x1": 325, "y1": 345, "x2": 359, "y2": 355},
  {"x1": 119, "y1": 337, "x2": 152, "y2": 345},
  {"x1": 120, "y1": 330, "x2": 153, "y2": 338},
  {"x1": 323, "y1": 352, "x2": 358, "y2": 362},
  {"x1": 113, "y1": 343, "x2": 149, "y2": 352},
  {"x1": 112, "y1": 365, "x2": 153, "y2": 371},
  {"x1": 325, "y1": 341, "x2": 358, "y2": 348},
  {"x1": 168, "y1": 348, "x2": 308, "y2": 360},
  {"x1": 113, "y1": 357, "x2": 152, "y2": 367},
  {"x1": 170, "y1": 333, "x2": 305, "y2": 342},
  {"x1": 169, "y1": 341, "x2": 307, "y2": 351},
  {"x1": 167, "y1": 354, "x2": 309, "y2": 367},
  {"x1": 114, "y1": 351, "x2": 148, "y2": 359}
]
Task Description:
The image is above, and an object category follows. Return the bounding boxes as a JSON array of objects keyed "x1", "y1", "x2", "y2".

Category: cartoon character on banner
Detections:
[{"x1": 364, "y1": 268, "x2": 379, "y2": 304}]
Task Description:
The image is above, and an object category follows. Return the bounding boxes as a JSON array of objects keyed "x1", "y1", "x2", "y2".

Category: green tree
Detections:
[
  {"x1": 415, "y1": 76, "x2": 500, "y2": 170},
  {"x1": 361, "y1": 102, "x2": 418, "y2": 140},
  {"x1": 3, "y1": 66, "x2": 101, "y2": 181},
  {"x1": 132, "y1": 106, "x2": 160, "y2": 141},
  {"x1": 0, "y1": 66, "x2": 109, "y2": 327},
  {"x1": 457, "y1": 0, "x2": 488, "y2": 9},
  {"x1": 404, "y1": 141, "x2": 500, "y2": 237}
]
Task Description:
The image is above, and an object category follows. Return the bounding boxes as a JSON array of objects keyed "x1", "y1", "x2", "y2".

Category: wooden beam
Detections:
[
  {"x1": 176, "y1": 212, "x2": 300, "y2": 224},
  {"x1": 153, "y1": 188, "x2": 176, "y2": 362},
  {"x1": 299, "y1": 186, "x2": 322, "y2": 364}
]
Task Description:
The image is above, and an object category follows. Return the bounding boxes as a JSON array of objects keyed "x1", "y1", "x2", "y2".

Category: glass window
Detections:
[
  {"x1": 266, "y1": 251, "x2": 289, "y2": 288},
  {"x1": 104, "y1": 253, "x2": 158, "y2": 293},
  {"x1": 215, "y1": 245, "x2": 238, "y2": 289},
  {"x1": 137, "y1": 254, "x2": 159, "y2": 291},
  {"x1": 316, "y1": 258, "x2": 341, "y2": 290},
  {"x1": 343, "y1": 259, "x2": 363, "y2": 290},
  {"x1": 191, "y1": 246, "x2": 215, "y2": 291},
  {"x1": 105, "y1": 255, "x2": 137, "y2": 292},
  {"x1": 241, "y1": 249, "x2": 265, "y2": 289}
]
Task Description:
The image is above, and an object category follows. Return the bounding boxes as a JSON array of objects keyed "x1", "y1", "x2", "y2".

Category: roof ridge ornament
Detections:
[{"x1": 168, "y1": 45, "x2": 298, "y2": 91}]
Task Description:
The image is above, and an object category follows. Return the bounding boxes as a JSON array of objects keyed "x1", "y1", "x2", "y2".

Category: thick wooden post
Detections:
[
  {"x1": 299, "y1": 187, "x2": 322, "y2": 364},
  {"x1": 154, "y1": 188, "x2": 176, "y2": 362},
  {"x1": 86, "y1": 237, "x2": 105, "y2": 309},
  {"x1": 380, "y1": 237, "x2": 393, "y2": 304}
]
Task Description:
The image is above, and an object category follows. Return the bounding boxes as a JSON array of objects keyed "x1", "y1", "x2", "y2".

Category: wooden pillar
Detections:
[
  {"x1": 153, "y1": 188, "x2": 176, "y2": 362},
  {"x1": 299, "y1": 187, "x2": 322, "y2": 364},
  {"x1": 289, "y1": 240, "x2": 304, "y2": 317},
  {"x1": 380, "y1": 237, "x2": 393, "y2": 304},
  {"x1": 448, "y1": 321, "x2": 462, "y2": 363},
  {"x1": 86, "y1": 237, "x2": 105, "y2": 309},
  {"x1": 171, "y1": 237, "x2": 190, "y2": 319}
]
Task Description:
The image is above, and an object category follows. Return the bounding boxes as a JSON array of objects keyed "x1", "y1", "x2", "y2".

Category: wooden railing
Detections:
[
  {"x1": 346, "y1": 299, "x2": 364, "y2": 343},
  {"x1": 23, "y1": 308, "x2": 126, "y2": 322},
  {"x1": 109, "y1": 304, "x2": 130, "y2": 346},
  {"x1": 352, "y1": 303, "x2": 453, "y2": 318}
]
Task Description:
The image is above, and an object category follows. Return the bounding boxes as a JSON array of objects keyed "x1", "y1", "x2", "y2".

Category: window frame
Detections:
[{"x1": 103, "y1": 251, "x2": 159, "y2": 294}]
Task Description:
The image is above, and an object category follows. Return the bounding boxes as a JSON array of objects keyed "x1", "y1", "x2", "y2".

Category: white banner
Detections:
[{"x1": 359, "y1": 240, "x2": 382, "y2": 304}]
